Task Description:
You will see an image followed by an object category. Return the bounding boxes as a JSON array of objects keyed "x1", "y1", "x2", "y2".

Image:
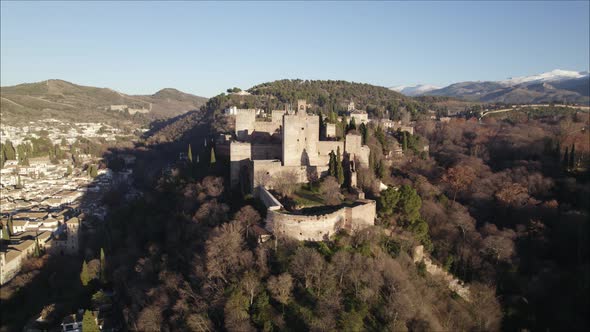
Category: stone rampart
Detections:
[
  {"x1": 413, "y1": 246, "x2": 471, "y2": 301},
  {"x1": 265, "y1": 199, "x2": 376, "y2": 241}
]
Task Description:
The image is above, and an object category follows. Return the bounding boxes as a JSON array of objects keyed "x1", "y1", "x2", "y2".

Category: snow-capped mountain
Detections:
[
  {"x1": 390, "y1": 84, "x2": 441, "y2": 96},
  {"x1": 501, "y1": 69, "x2": 589, "y2": 86},
  {"x1": 391, "y1": 69, "x2": 589, "y2": 104}
]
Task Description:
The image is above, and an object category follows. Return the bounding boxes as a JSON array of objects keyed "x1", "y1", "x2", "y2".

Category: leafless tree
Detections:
[{"x1": 320, "y1": 176, "x2": 342, "y2": 205}]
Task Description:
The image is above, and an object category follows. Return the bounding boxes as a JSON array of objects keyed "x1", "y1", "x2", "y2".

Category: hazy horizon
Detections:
[{"x1": 2, "y1": 1, "x2": 589, "y2": 97}]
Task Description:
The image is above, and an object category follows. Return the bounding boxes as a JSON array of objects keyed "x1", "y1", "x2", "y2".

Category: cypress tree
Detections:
[
  {"x1": 360, "y1": 123, "x2": 368, "y2": 145},
  {"x1": 336, "y1": 147, "x2": 344, "y2": 185},
  {"x1": 100, "y1": 248, "x2": 106, "y2": 283},
  {"x1": 188, "y1": 144, "x2": 193, "y2": 163},
  {"x1": 349, "y1": 117, "x2": 357, "y2": 132},
  {"x1": 33, "y1": 239, "x2": 41, "y2": 258},
  {"x1": 569, "y1": 144, "x2": 575, "y2": 170},
  {"x1": 1, "y1": 224, "x2": 9, "y2": 240},
  {"x1": 563, "y1": 146, "x2": 570, "y2": 170},
  {"x1": 80, "y1": 260, "x2": 91, "y2": 286},
  {"x1": 82, "y1": 310, "x2": 99, "y2": 332},
  {"x1": 7, "y1": 217, "x2": 13, "y2": 235},
  {"x1": 377, "y1": 159, "x2": 385, "y2": 179},
  {"x1": 329, "y1": 151, "x2": 336, "y2": 177},
  {"x1": 210, "y1": 147, "x2": 216, "y2": 165},
  {"x1": 402, "y1": 132, "x2": 408, "y2": 152}
]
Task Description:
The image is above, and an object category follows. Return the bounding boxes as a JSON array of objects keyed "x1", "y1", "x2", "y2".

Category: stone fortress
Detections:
[{"x1": 227, "y1": 100, "x2": 376, "y2": 241}]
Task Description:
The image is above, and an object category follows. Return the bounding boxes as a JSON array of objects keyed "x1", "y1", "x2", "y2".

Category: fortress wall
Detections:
[
  {"x1": 317, "y1": 141, "x2": 344, "y2": 164},
  {"x1": 325, "y1": 123, "x2": 336, "y2": 138},
  {"x1": 253, "y1": 161, "x2": 308, "y2": 188},
  {"x1": 272, "y1": 110, "x2": 286, "y2": 123},
  {"x1": 345, "y1": 134, "x2": 362, "y2": 156},
  {"x1": 350, "y1": 200, "x2": 376, "y2": 230},
  {"x1": 235, "y1": 109, "x2": 256, "y2": 140},
  {"x1": 266, "y1": 208, "x2": 346, "y2": 241},
  {"x1": 230, "y1": 142, "x2": 252, "y2": 188},
  {"x1": 412, "y1": 246, "x2": 471, "y2": 301},
  {"x1": 259, "y1": 187, "x2": 283, "y2": 210},
  {"x1": 265, "y1": 199, "x2": 376, "y2": 241},
  {"x1": 251, "y1": 144, "x2": 282, "y2": 160},
  {"x1": 253, "y1": 122, "x2": 281, "y2": 135},
  {"x1": 358, "y1": 146, "x2": 371, "y2": 167}
]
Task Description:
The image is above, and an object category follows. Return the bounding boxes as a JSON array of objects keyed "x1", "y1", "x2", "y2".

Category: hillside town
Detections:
[{"x1": 0, "y1": 118, "x2": 142, "y2": 331}]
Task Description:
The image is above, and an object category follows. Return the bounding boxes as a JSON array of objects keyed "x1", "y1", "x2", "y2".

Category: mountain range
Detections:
[
  {"x1": 391, "y1": 69, "x2": 590, "y2": 104},
  {"x1": 0, "y1": 79, "x2": 208, "y2": 124}
]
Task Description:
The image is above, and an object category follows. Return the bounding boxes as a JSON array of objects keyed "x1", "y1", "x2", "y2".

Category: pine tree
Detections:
[
  {"x1": 82, "y1": 310, "x2": 99, "y2": 332},
  {"x1": 188, "y1": 144, "x2": 193, "y2": 163},
  {"x1": 210, "y1": 147, "x2": 216, "y2": 165},
  {"x1": 563, "y1": 146, "x2": 570, "y2": 170},
  {"x1": 80, "y1": 260, "x2": 91, "y2": 286},
  {"x1": 336, "y1": 147, "x2": 344, "y2": 185},
  {"x1": 569, "y1": 144, "x2": 575, "y2": 170}
]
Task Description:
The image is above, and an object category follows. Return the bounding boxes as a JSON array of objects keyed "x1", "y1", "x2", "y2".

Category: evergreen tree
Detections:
[
  {"x1": 377, "y1": 159, "x2": 385, "y2": 179},
  {"x1": 402, "y1": 132, "x2": 408, "y2": 152},
  {"x1": 348, "y1": 117, "x2": 357, "y2": 132},
  {"x1": 100, "y1": 248, "x2": 106, "y2": 283},
  {"x1": 188, "y1": 144, "x2": 193, "y2": 163},
  {"x1": 359, "y1": 123, "x2": 368, "y2": 145},
  {"x1": 563, "y1": 146, "x2": 570, "y2": 170},
  {"x1": 328, "y1": 151, "x2": 336, "y2": 177},
  {"x1": 33, "y1": 239, "x2": 41, "y2": 258},
  {"x1": 1, "y1": 224, "x2": 9, "y2": 240},
  {"x1": 80, "y1": 260, "x2": 91, "y2": 286},
  {"x1": 569, "y1": 144, "x2": 575, "y2": 170},
  {"x1": 82, "y1": 310, "x2": 99, "y2": 332},
  {"x1": 7, "y1": 217, "x2": 13, "y2": 236},
  {"x1": 210, "y1": 147, "x2": 216, "y2": 165},
  {"x1": 336, "y1": 147, "x2": 344, "y2": 185}
]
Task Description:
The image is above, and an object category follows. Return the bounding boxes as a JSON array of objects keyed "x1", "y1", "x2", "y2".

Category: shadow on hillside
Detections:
[{"x1": 0, "y1": 112, "x2": 225, "y2": 331}]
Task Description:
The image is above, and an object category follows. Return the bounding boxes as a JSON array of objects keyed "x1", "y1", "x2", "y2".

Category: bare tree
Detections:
[
  {"x1": 267, "y1": 273, "x2": 293, "y2": 306},
  {"x1": 273, "y1": 170, "x2": 299, "y2": 197},
  {"x1": 233, "y1": 205, "x2": 261, "y2": 238},
  {"x1": 320, "y1": 176, "x2": 342, "y2": 205},
  {"x1": 441, "y1": 165, "x2": 477, "y2": 203}
]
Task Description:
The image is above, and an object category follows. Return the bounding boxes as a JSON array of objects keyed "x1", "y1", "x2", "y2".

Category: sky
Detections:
[{"x1": 1, "y1": 1, "x2": 589, "y2": 97}]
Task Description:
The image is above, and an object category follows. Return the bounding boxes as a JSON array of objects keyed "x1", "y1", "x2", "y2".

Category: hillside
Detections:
[{"x1": 0, "y1": 79, "x2": 207, "y2": 125}]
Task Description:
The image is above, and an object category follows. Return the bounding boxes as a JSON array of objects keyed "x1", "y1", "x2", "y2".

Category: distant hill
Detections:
[
  {"x1": 0, "y1": 79, "x2": 207, "y2": 124},
  {"x1": 392, "y1": 70, "x2": 590, "y2": 105}
]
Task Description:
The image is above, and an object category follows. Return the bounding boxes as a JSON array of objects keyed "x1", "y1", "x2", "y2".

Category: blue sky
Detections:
[{"x1": 1, "y1": 1, "x2": 589, "y2": 97}]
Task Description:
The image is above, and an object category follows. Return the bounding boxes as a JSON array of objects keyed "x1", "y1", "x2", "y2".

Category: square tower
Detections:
[{"x1": 282, "y1": 112, "x2": 319, "y2": 166}]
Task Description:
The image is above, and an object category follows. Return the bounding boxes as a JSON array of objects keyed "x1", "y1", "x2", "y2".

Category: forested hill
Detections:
[
  {"x1": 145, "y1": 79, "x2": 443, "y2": 144},
  {"x1": 248, "y1": 79, "x2": 427, "y2": 115}
]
